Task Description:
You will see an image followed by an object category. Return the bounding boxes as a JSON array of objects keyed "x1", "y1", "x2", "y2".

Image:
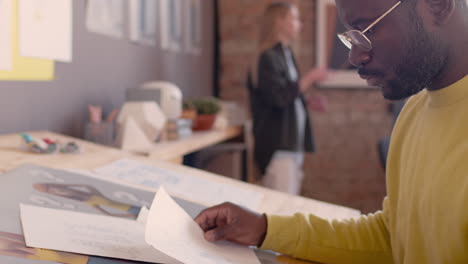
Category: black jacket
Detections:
[{"x1": 248, "y1": 43, "x2": 315, "y2": 175}]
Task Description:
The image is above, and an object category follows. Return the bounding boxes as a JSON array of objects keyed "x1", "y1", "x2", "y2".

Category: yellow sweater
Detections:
[{"x1": 260, "y1": 75, "x2": 468, "y2": 264}]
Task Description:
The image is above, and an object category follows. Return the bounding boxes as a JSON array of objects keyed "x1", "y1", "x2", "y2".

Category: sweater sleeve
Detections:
[
  {"x1": 260, "y1": 198, "x2": 394, "y2": 264},
  {"x1": 257, "y1": 52, "x2": 300, "y2": 109}
]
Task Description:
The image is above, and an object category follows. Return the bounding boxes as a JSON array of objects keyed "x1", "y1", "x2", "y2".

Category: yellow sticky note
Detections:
[{"x1": 0, "y1": 0, "x2": 54, "y2": 81}]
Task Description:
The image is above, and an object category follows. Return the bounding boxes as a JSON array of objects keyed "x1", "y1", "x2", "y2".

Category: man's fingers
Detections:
[
  {"x1": 195, "y1": 203, "x2": 232, "y2": 231},
  {"x1": 204, "y1": 230, "x2": 218, "y2": 242},
  {"x1": 195, "y1": 212, "x2": 209, "y2": 230},
  {"x1": 204, "y1": 225, "x2": 232, "y2": 242}
]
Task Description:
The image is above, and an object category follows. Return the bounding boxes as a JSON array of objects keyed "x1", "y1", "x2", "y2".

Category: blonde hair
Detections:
[{"x1": 251, "y1": 2, "x2": 295, "y2": 85}]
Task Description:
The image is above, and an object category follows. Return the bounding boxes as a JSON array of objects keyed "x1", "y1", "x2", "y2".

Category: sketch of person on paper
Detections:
[
  {"x1": 32, "y1": 183, "x2": 141, "y2": 219},
  {"x1": 0, "y1": 231, "x2": 88, "y2": 264}
]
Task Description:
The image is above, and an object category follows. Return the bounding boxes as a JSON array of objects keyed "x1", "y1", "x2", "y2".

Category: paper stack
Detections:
[{"x1": 21, "y1": 187, "x2": 261, "y2": 264}]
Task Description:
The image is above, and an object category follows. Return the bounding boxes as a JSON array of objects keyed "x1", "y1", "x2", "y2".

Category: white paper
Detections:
[
  {"x1": 137, "y1": 206, "x2": 149, "y2": 224},
  {"x1": 94, "y1": 159, "x2": 264, "y2": 210},
  {"x1": 0, "y1": 0, "x2": 12, "y2": 70},
  {"x1": 86, "y1": 0, "x2": 124, "y2": 38},
  {"x1": 184, "y1": 0, "x2": 201, "y2": 54},
  {"x1": 160, "y1": 0, "x2": 183, "y2": 51},
  {"x1": 18, "y1": 0, "x2": 72, "y2": 62},
  {"x1": 129, "y1": 0, "x2": 157, "y2": 45},
  {"x1": 20, "y1": 204, "x2": 181, "y2": 264},
  {"x1": 146, "y1": 187, "x2": 261, "y2": 264}
]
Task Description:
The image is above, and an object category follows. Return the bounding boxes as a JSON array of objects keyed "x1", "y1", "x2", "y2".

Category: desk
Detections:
[
  {"x1": 0, "y1": 131, "x2": 360, "y2": 264},
  {"x1": 0, "y1": 130, "x2": 359, "y2": 216},
  {"x1": 0, "y1": 127, "x2": 242, "y2": 168},
  {"x1": 147, "y1": 126, "x2": 243, "y2": 163},
  {"x1": 0, "y1": 131, "x2": 139, "y2": 172}
]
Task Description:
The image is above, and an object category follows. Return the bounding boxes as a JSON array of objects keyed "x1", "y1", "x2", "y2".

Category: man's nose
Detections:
[{"x1": 348, "y1": 45, "x2": 371, "y2": 67}]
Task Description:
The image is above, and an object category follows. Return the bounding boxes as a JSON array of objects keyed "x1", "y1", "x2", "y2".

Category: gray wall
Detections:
[{"x1": 0, "y1": 0, "x2": 214, "y2": 137}]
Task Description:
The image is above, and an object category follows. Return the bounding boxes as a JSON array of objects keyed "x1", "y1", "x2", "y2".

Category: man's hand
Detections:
[{"x1": 195, "y1": 202, "x2": 267, "y2": 247}]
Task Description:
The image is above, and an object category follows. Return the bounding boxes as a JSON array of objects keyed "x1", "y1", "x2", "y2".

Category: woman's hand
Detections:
[
  {"x1": 306, "y1": 94, "x2": 329, "y2": 112},
  {"x1": 300, "y1": 68, "x2": 328, "y2": 93}
]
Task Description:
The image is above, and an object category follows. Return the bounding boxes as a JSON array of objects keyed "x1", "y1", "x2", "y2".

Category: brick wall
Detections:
[{"x1": 218, "y1": 0, "x2": 393, "y2": 213}]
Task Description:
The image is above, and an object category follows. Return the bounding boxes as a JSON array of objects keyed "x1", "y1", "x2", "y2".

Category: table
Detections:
[
  {"x1": 146, "y1": 126, "x2": 243, "y2": 163},
  {"x1": 0, "y1": 127, "x2": 242, "y2": 167},
  {"x1": 0, "y1": 131, "x2": 361, "y2": 264},
  {"x1": 0, "y1": 131, "x2": 359, "y2": 215}
]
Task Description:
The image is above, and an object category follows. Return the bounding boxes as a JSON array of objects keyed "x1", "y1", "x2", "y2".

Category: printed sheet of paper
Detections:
[
  {"x1": 94, "y1": 159, "x2": 264, "y2": 210},
  {"x1": 18, "y1": 0, "x2": 72, "y2": 62},
  {"x1": 0, "y1": 0, "x2": 12, "y2": 70},
  {"x1": 20, "y1": 204, "x2": 181, "y2": 264},
  {"x1": 137, "y1": 206, "x2": 149, "y2": 224},
  {"x1": 86, "y1": 0, "x2": 124, "y2": 38},
  {"x1": 145, "y1": 187, "x2": 261, "y2": 264},
  {"x1": 129, "y1": 0, "x2": 157, "y2": 45}
]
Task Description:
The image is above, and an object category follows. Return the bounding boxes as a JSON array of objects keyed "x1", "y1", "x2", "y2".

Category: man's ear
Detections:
[{"x1": 425, "y1": 0, "x2": 456, "y2": 26}]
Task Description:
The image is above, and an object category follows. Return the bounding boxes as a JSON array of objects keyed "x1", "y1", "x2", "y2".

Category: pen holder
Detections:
[{"x1": 84, "y1": 122, "x2": 115, "y2": 146}]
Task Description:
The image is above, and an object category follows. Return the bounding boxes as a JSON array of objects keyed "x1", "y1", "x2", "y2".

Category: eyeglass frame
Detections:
[{"x1": 337, "y1": 1, "x2": 402, "y2": 51}]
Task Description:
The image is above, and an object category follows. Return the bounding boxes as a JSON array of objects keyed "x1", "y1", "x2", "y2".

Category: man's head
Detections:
[{"x1": 335, "y1": 0, "x2": 467, "y2": 100}]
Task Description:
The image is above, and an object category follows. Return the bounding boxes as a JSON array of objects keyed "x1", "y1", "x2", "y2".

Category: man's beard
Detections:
[{"x1": 384, "y1": 13, "x2": 448, "y2": 100}]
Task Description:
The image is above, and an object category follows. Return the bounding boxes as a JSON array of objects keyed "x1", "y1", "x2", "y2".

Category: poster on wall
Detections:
[
  {"x1": 0, "y1": 0, "x2": 12, "y2": 71},
  {"x1": 129, "y1": 0, "x2": 157, "y2": 45},
  {"x1": 184, "y1": 0, "x2": 202, "y2": 55},
  {"x1": 86, "y1": 0, "x2": 125, "y2": 39},
  {"x1": 18, "y1": 0, "x2": 72, "y2": 62},
  {"x1": 0, "y1": 0, "x2": 54, "y2": 81},
  {"x1": 315, "y1": 0, "x2": 369, "y2": 88},
  {"x1": 160, "y1": 0, "x2": 183, "y2": 52}
]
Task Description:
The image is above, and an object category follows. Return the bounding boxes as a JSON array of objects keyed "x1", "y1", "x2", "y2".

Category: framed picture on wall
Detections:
[
  {"x1": 129, "y1": 0, "x2": 157, "y2": 45},
  {"x1": 315, "y1": 0, "x2": 370, "y2": 88},
  {"x1": 184, "y1": 0, "x2": 202, "y2": 55},
  {"x1": 160, "y1": 0, "x2": 183, "y2": 52},
  {"x1": 86, "y1": 0, "x2": 125, "y2": 39}
]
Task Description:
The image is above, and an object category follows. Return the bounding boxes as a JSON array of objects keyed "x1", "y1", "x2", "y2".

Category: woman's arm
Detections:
[{"x1": 299, "y1": 68, "x2": 328, "y2": 93}]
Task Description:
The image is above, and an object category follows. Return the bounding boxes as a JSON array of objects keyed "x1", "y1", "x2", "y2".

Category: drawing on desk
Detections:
[
  {"x1": 20, "y1": 204, "x2": 181, "y2": 264},
  {"x1": 32, "y1": 183, "x2": 141, "y2": 219},
  {"x1": 0, "y1": 231, "x2": 88, "y2": 264},
  {"x1": 94, "y1": 159, "x2": 264, "y2": 210},
  {"x1": 0, "y1": 164, "x2": 205, "y2": 264},
  {"x1": 29, "y1": 169, "x2": 66, "y2": 183}
]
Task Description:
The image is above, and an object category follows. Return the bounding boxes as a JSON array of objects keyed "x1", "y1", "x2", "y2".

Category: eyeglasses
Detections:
[{"x1": 337, "y1": 1, "x2": 401, "y2": 51}]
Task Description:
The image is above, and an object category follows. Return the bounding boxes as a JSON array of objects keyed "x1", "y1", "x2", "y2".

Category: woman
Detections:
[{"x1": 248, "y1": 2, "x2": 327, "y2": 195}]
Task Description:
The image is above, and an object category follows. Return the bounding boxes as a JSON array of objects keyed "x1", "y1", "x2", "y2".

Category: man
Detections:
[{"x1": 194, "y1": 0, "x2": 468, "y2": 263}]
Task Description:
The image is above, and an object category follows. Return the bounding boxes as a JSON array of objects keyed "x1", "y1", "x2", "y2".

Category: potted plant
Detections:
[
  {"x1": 181, "y1": 100, "x2": 198, "y2": 122},
  {"x1": 191, "y1": 97, "x2": 221, "y2": 131}
]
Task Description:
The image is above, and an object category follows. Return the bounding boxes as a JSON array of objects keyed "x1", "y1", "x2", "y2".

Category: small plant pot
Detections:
[
  {"x1": 181, "y1": 109, "x2": 198, "y2": 124},
  {"x1": 193, "y1": 114, "x2": 217, "y2": 131}
]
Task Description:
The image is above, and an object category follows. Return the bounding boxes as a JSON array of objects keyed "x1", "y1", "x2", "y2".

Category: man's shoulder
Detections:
[
  {"x1": 391, "y1": 90, "x2": 428, "y2": 135},
  {"x1": 400, "y1": 90, "x2": 428, "y2": 115}
]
